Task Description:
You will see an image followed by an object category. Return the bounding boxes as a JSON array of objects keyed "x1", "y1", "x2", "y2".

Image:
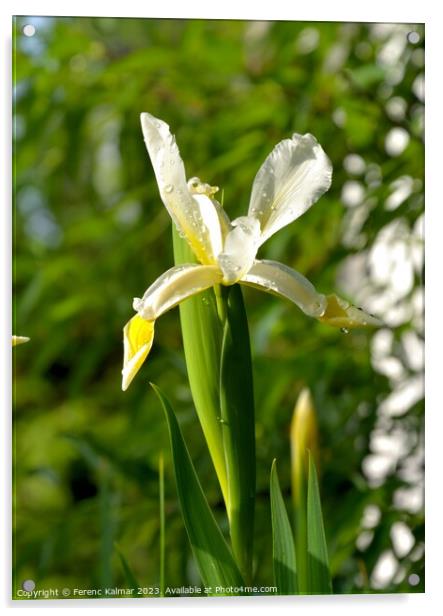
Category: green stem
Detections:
[
  {"x1": 219, "y1": 284, "x2": 256, "y2": 585},
  {"x1": 214, "y1": 283, "x2": 228, "y2": 324},
  {"x1": 172, "y1": 228, "x2": 229, "y2": 509}
]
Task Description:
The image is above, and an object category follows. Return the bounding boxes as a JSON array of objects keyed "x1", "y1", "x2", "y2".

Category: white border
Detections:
[
  {"x1": 2, "y1": 1, "x2": 442, "y2": 614},
  {"x1": 0, "y1": 0, "x2": 433, "y2": 22}
]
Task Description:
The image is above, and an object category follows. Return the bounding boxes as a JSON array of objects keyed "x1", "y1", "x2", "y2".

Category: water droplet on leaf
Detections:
[{"x1": 340, "y1": 327, "x2": 350, "y2": 334}]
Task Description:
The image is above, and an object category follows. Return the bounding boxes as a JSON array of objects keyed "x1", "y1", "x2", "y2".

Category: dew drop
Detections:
[
  {"x1": 165, "y1": 184, "x2": 173, "y2": 194},
  {"x1": 133, "y1": 297, "x2": 143, "y2": 311},
  {"x1": 340, "y1": 327, "x2": 350, "y2": 334}
]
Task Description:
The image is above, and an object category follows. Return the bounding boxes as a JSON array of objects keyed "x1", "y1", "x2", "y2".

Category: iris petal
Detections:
[
  {"x1": 122, "y1": 315, "x2": 155, "y2": 391},
  {"x1": 123, "y1": 263, "x2": 223, "y2": 389},
  {"x1": 134, "y1": 263, "x2": 223, "y2": 321},
  {"x1": 248, "y1": 133, "x2": 332, "y2": 245},
  {"x1": 140, "y1": 113, "x2": 224, "y2": 264},
  {"x1": 217, "y1": 216, "x2": 261, "y2": 284},
  {"x1": 240, "y1": 259, "x2": 327, "y2": 317},
  {"x1": 318, "y1": 294, "x2": 382, "y2": 328}
]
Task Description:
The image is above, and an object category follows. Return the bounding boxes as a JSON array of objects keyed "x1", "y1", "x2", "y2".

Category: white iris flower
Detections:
[{"x1": 122, "y1": 113, "x2": 380, "y2": 390}]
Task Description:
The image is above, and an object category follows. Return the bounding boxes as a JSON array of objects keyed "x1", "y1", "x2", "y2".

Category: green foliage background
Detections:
[{"x1": 13, "y1": 17, "x2": 424, "y2": 597}]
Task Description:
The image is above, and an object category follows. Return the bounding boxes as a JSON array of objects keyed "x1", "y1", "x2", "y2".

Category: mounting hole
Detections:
[
  {"x1": 22, "y1": 579, "x2": 36, "y2": 591},
  {"x1": 407, "y1": 31, "x2": 420, "y2": 44},
  {"x1": 23, "y1": 24, "x2": 36, "y2": 37}
]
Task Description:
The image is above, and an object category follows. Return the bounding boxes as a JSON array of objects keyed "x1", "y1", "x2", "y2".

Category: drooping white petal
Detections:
[
  {"x1": 217, "y1": 216, "x2": 261, "y2": 284},
  {"x1": 140, "y1": 113, "x2": 224, "y2": 264},
  {"x1": 240, "y1": 259, "x2": 327, "y2": 317},
  {"x1": 248, "y1": 133, "x2": 332, "y2": 244},
  {"x1": 133, "y1": 263, "x2": 223, "y2": 321}
]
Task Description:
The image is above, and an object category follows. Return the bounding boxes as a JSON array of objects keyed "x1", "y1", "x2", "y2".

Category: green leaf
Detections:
[
  {"x1": 151, "y1": 383, "x2": 244, "y2": 592},
  {"x1": 158, "y1": 452, "x2": 165, "y2": 597},
  {"x1": 219, "y1": 284, "x2": 256, "y2": 584},
  {"x1": 114, "y1": 543, "x2": 141, "y2": 590},
  {"x1": 99, "y1": 470, "x2": 117, "y2": 589},
  {"x1": 307, "y1": 452, "x2": 332, "y2": 594},
  {"x1": 270, "y1": 460, "x2": 297, "y2": 595},
  {"x1": 172, "y1": 227, "x2": 228, "y2": 507}
]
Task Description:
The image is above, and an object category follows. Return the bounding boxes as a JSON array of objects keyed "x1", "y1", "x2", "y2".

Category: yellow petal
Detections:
[
  {"x1": 122, "y1": 315, "x2": 155, "y2": 391},
  {"x1": 318, "y1": 294, "x2": 382, "y2": 329},
  {"x1": 12, "y1": 336, "x2": 30, "y2": 346}
]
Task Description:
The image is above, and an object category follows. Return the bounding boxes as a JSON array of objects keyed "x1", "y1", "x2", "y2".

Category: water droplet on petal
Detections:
[
  {"x1": 133, "y1": 297, "x2": 143, "y2": 311},
  {"x1": 165, "y1": 184, "x2": 173, "y2": 194}
]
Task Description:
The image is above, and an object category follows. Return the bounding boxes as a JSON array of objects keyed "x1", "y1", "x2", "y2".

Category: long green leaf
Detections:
[
  {"x1": 158, "y1": 452, "x2": 165, "y2": 597},
  {"x1": 172, "y1": 228, "x2": 228, "y2": 507},
  {"x1": 114, "y1": 543, "x2": 141, "y2": 590},
  {"x1": 293, "y1": 469, "x2": 308, "y2": 593},
  {"x1": 307, "y1": 452, "x2": 332, "y2": 594},
  {"x1": 151, "y1": 383, "x2": 244, "y2": 592},
  {"x1": 270, "y1": 460, "x2": 297, "y2": 595},
  {"x1": 219, "y1": 284, "x2": 256, "y2": 584},
  {"x1": 99, "y1": 470, "x2": 116, "y2": 589}
]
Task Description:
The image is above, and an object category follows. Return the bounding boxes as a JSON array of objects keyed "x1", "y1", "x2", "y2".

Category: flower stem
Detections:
[
  {"x1": 219, "y1": 284, "x2": 256, "y2": 584},
  {"x1": 172, "y1": 228, "x2": 229, "y2": 509},
  {"x1": 214, "y1": 283, "x2": 228, "y2": 324}
]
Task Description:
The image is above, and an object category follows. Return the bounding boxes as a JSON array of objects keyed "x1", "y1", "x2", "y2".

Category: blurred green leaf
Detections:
[{"x1": 115, "y1": 543, "x2": 140, "y2": 590}]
